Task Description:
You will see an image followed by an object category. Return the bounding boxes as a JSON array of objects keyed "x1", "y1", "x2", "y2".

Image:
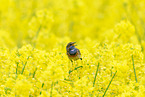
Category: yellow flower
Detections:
[
  {"x1": 15, "y1": 79, "x2": 32, "y2": 97},
  {"x1": 0, "y1": 0, "x2": 145, "y2": 96}
]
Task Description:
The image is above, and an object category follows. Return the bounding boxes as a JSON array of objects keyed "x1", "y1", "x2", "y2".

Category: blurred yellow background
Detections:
[{"x1": 1, "y1": 0, "x2": 145, "y2": 51}]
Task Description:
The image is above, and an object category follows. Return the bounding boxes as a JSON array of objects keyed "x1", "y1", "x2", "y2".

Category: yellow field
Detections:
[{"x1": 0, "y1": 0, "x2": 145, "y2": 96}]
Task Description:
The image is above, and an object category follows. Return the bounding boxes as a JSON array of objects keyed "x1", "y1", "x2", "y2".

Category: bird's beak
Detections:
[
  {"x1": 72, "y1": 42, "x2": 76, "y2": 46},
  {"x1": 73, "y1": 42, "x2": 76, "y2": 44}
]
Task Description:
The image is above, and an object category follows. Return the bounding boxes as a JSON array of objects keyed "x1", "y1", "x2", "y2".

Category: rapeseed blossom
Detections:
[{"x1": 0, "y1": 0, "x2": 145, "y2": 96}]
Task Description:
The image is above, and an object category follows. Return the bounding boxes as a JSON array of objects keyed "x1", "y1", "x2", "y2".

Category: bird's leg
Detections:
[
  {"x1": 71, "y1": 60, "x2": 73, "y2": 65},
  {"x1": 68, "y1": 60, "x2": 73, "y2": 74},
  {"x1": 79, "y1": 57, "x2": 83, "y2": 66}
]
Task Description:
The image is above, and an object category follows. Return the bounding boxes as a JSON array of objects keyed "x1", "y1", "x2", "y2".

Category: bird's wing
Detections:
[{"x1": 77, "y1": 49, "x2": 81, "y2": 55}]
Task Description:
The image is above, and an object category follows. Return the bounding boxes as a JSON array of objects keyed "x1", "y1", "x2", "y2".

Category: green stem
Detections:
[
  {"x1": 33, "y1": 67, "x2": 37, "y2": 78},
  {"x1": 102, "y1": 71, "x2": 117, "y2": 97},
  {"x1": 21, "y1": 56, "x2": 29, "y2": 74},
  {"x1": 132, "y1": 55, "x2": 138, "y2": 83},
  {"x1": 33, "y1": 25, "x2": 42, "y2": 48},
  {"x1": 69, "y1": 66, "x2": 83, "y2": 74},
  {"x1": 40, "y1": 83, "x2": 44, "y2": 95},
  {"x1": 50, "y1": 82, "x2": 53, "y2": 97},
  {"x1": 16, "y1": 62, "x2": 19, "y2": 79},
  {"x1": 21, "y1": 61, "x2": 27, "y2": 74},
  {"x1": 93, "y1": 63, "x2": 100, "y2": 87}
]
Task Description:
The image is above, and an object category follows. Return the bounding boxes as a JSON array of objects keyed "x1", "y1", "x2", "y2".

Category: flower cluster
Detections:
[{"x1": 0, "y1": 0, "x2": 145, "y2": 96}]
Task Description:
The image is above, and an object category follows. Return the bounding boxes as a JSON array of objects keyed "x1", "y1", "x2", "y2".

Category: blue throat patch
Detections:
[{"x1": 69, "y1": 48, "x2": 77, "y2": 55}]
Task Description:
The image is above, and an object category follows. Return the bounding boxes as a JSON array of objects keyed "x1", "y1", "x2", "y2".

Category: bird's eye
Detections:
[{"x1": 69, "y1": 46, "x2": 74, "y2": 50}]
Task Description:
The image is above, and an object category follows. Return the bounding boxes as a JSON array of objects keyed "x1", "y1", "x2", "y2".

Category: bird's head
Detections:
[
  {"x1": 66, "y1": 42, "x2": 76, "y2": 49},
  {"x1": 69, "y1": 46, "x2": 75, "y2": 50}
]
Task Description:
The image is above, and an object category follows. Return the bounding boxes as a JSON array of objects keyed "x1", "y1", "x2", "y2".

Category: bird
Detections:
[{"x1": 66, "y1": 42, "x2": 82, "y2": 63}]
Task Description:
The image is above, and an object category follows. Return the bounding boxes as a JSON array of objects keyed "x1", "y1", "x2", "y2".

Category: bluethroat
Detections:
[{"x1": 66, "y1": 42, "x2": 82, "y2": 62}]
